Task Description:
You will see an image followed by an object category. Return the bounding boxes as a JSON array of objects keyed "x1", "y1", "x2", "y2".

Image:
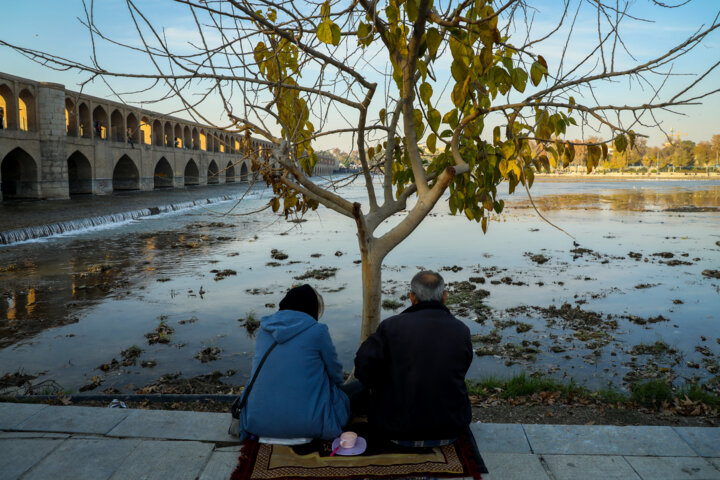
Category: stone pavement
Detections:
[{"x1": 1, "y1": 402, "x2": 719, "y2": 480}]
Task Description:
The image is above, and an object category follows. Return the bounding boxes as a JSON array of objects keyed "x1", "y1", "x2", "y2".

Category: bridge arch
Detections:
[
  {"x1": 0, "y1": 83, "x2": 16, "y2": 130},
  {"x1": 184, "y1": 159, "x2": 199, "y2": 185},
  {"x1": 240, "y1": 162, "x2": 248, "y2": 182},
  {"x1": 153, "y1": 157, "x2": 173, "y2": 189},
  {"x1": 126, "y1": 113, "x2": 139, "y2": 143},
  {"x1": 18, "y1": 89, "x2": 37, "y2": 132},
  {"x1": 78, "y1": 102, "x2": 91, "y2": 138},
  {"x1": 65, "y1": 98, "x2": 78, "y2": 136},
  {"x1": 153, "y1": 120, "x2": 163, "y2": 146},
  {"x1": 225, "y1": 161, "x2": 235, "y2": 183},
  {"x1": 112, "y1": 155, "x2": 140, "y2": 191},
  {"x1": 183, "y1": 126, "x2": 191, "y2": 150},
  {"x1": 67, "y1": 151, "x2": 93, "y2": 195},
  {"x1": 207, "y1": 160, "x2": 219, "y2": 184},
  {"x1": 173, "y1": 124, "x2": 182, "y2": 148},
  {"x1": 110, "y1": 109, "x2": 124, "y2": 142},
  {"x1": 1, "y1": 148, "x2": 39, "y2": 199},
  {"x1": 192, "y1": 127, "x2": 199, "y2": 150},
  {"x1": 163, "y1": 122, "x2": 172, "y2": 147},
  {"x1": 92, "y1": 105, "x2": 108, "y2": 140},
  {"x1": 140, "y1": 116, "x2": 151, "y2": 145}
]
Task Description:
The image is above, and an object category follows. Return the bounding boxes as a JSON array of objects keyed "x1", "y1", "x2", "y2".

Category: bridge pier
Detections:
[{"x1": 37, "y1": 83, "x2": 70, "y2": 200}]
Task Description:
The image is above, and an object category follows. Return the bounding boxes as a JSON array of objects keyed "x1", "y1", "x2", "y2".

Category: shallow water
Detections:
[{"x1": 1, "y1": 179, "x2": 719, "y2": 394}]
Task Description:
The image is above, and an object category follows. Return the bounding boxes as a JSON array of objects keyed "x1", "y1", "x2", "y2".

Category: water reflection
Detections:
[{"x1": 507, "y1": 185, "x2": 720, "y2": 211}]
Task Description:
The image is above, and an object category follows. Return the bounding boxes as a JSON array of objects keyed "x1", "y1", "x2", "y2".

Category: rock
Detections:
[
  {"x1": 270, "y1": 249, "x2": 288, "y2": 260},
  {"x1": 381, "y1": 299, "x2": 403, "y2": 310},
  {"x1": 294, "y1": 267, "x2": 338, "y2": 280},
  {"x1": 529, "y1": 254, "x2": 549, "y2": 264},
  {"x1": 195, "y1": 347, "x2": 221, "y2": 363},
  {"x1": 672, "y1": 299, "x2": 683, "y2": 304},
  {"x1": 702, "y1": 269, "x2": 720, "y2": 279},
  {"x1": 652, "y1": 252, "x2": 674, "y2": 258},
  {"x1": 211, "y1": 269, "x2": 237, "y2": 280},
  {"x1": 515, "y1": 322, "x2": 532, "y2": 333},
  {"x1": 695, "y1": 345, "x2": 713, "y2": 357},
  {"x1": 334, "y1": 251, "x2": 343, "y2": 256},
  {"x1": 661, "y1": 259, "x2": 693, "y2": 266},
  {"x1": 628, "y1": 251, "x2": 643, "y2": 260}
]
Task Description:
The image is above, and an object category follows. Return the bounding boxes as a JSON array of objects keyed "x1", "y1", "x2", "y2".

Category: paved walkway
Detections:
[{"x1": 1, "y1": 402, "x2": 719, "y2": 479}]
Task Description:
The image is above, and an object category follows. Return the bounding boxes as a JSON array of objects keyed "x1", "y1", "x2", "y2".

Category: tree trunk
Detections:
[
  {"x1": 359, "y1": 247, "x2": 383, "y2": 342},
  {"x1": 353, "y1": 201, "x2": 385, "y2": 343}
]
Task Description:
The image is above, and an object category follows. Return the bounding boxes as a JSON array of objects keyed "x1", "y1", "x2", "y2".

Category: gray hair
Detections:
[{"x1": 410, "y1": 270, "x2": 445, "y2": 302}]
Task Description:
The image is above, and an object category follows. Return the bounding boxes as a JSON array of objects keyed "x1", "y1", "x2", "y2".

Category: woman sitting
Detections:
[{"x1": 237, "y1": 284, "x2": 350, "y2": 442}]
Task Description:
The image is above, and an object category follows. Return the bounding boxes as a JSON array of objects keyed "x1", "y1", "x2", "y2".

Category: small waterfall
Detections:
[{"x1": 0, "y1": 193, "x2": 250, "y2": 245}]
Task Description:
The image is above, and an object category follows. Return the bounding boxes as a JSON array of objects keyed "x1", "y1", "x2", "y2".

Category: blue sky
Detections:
[{"x1": 1, "y1": 0, "x2": 718, "y2": 150}]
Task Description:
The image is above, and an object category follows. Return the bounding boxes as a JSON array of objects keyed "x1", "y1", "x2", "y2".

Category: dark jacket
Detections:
[{"x1": 354, "y1": 301, "x2": 473, "y2": 441}]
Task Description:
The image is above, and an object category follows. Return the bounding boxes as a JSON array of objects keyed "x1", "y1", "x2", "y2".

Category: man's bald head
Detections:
[{"x1": 410, "y1": 271, "x2": 445, "y2": 303}]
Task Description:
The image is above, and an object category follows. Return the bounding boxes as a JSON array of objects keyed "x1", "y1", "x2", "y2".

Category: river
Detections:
[{"x1": 1, "y1": 178, "x2": 719, "y2": 394}]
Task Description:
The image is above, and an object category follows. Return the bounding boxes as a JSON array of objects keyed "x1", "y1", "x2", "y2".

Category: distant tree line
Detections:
[{"x1": 568, "y1": 134, "x2": 720, "y2": 171}]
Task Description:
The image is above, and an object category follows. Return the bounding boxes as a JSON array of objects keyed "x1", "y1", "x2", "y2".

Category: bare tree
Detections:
[{"x1": 4, "y1": 0, "x2": 718, "y2": 340}]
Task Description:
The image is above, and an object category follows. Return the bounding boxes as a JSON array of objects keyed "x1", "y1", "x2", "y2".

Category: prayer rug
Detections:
[{"x1": 230, "y1": 430, "x2": 486, "y2": 480}]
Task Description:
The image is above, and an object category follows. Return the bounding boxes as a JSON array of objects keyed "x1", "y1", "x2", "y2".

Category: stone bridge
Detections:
[{"x1": 0, "y1": 72, "x2": 338, "y2": 201}]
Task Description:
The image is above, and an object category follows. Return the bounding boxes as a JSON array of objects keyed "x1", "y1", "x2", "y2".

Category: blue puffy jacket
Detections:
[{"x1": 239, "y1": 309, "x2": 350, "y2": 440}]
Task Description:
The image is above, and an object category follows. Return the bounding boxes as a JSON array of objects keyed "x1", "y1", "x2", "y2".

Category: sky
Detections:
[{"x1": 1, "y1": 0, "x2": 718, "y2": 151}]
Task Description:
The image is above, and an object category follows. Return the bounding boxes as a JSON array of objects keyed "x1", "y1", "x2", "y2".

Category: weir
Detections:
[{"x1": 0, "y1": 191, "x2": 247, "y2": 245}]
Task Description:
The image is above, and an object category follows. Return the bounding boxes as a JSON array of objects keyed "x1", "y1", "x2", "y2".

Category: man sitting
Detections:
[{"x1": 354, "y1": 270, "x2": 472, "y2": 446}]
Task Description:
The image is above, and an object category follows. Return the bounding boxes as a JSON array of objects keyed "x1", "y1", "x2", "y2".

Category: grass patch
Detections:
[
  {"x1": 678, "y1": 383, "x2": 720, "y2": 408},
  {"x1": 467, "y1": 374, "x2": 720, "y2": 412},
  {"x1": 631, "y1": 379, "x2": 673, "y2": 408}
]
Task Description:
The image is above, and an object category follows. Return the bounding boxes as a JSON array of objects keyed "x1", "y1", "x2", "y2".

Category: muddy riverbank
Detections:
[{"x1": 1, "y1": 179, "x2": 719, "y2": 398}]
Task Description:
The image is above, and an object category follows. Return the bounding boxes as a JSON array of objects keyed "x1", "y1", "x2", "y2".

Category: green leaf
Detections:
[
  {"x1": 386, "y1": 3, "x2": 399, "y2": 24},
  {"x1": 493, "y1": 126, "x2": 501, "y2": 145},
  {"x1": 443, "y1": 110, "x2": 459, "y2": 129},
  {"x1": 427, "y1": 133, "x2": 437, "y2": 153},
  {"x1": 330, "y1": 23, "x2": 341, "y2": 46},
  {"x1": 417, "y1": 59, "x2": 428, "y2": 80},
  {"x1": 379, "y1": 108, "x2": 386, "y2": 126},
  {"x1": 357, "y1": 22, "x2": 373, "y2": 47},
  {"x1": 406, "y1": 0, "x2": 419, "y2": 22},
  {"x1": 321, "y1": 0, "x2": 331, "y2": 18},
  {"x1": 426, "y1": 28, "x2": 441, "y2": 57},
  {"x1": 530, "y1": 62, "x2": 543, "y2": 86},
  {"x1": 511, "y1": 68, "x2": 528, "y2": 93},
  {"x1": 268, "y1": 8, "x2": 277, "y2": 22},
  {"x1": 449, "y1": 36, "x2": 471, "y2": 65},
  {"x1": 501, "y1": 140, "x2": 516, "y2": 159},
  {"x1": 316, "y1": 21, "x2": 334, "y2": 44},
  {"x1": 601, "y1": 143, "x2": 609, "y2": 159},
  {"x1": 428, "y1": 108, "x2": 441, "y2": 131},
  {"x1": 451, "y1": 60, "x2": 468, "y2": 82},
  {"x1": 419, "y1": 82, "x2": 433, "y2": 105},
  {"x1": 615, "y1": 134, "x2": 628, "y2": 153},
  {"x1": 254, "y1": 42, "x2": 266, "y2": 64}
]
